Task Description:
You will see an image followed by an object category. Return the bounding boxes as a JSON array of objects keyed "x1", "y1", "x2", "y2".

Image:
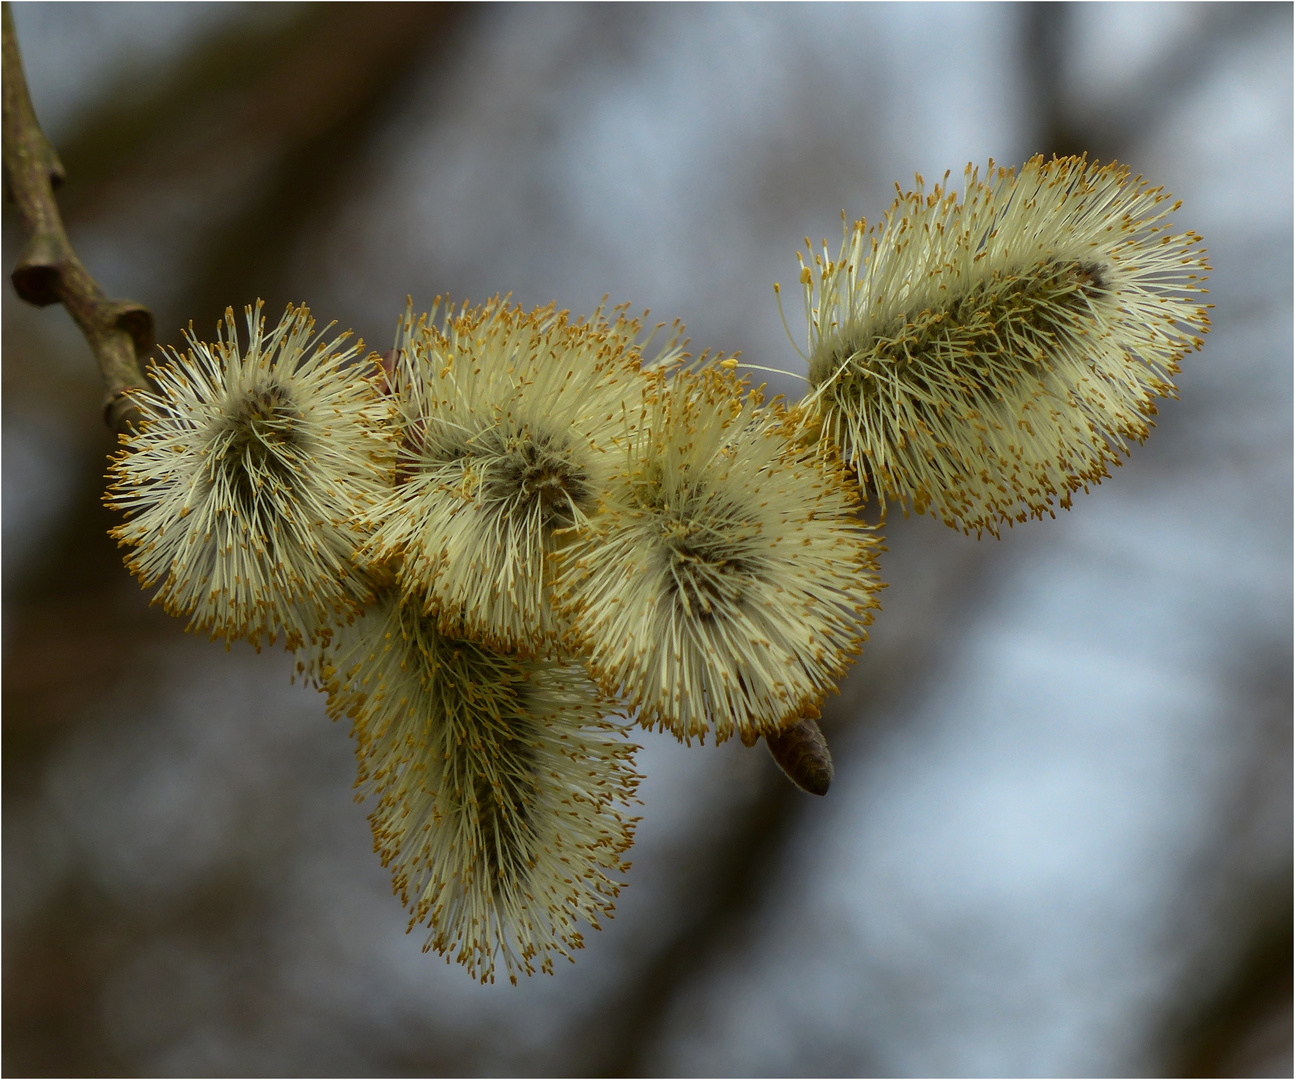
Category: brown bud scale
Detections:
[{"x1": 765, "y1": 716, "x2": 834, "y2": 796}]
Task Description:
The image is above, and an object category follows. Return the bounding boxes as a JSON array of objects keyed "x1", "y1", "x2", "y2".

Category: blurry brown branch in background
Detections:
[
  {"x1": 1022, "y1": 1, "x2": 1288, "y2": 161},
  {"x1": 2, "y1": 1, "x2": 153, "y2": 434}
]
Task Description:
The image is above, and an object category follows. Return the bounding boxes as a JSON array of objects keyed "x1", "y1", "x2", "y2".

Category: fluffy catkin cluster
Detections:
[
  {"x1": 108, "y1": 302, "x2": 393, "y2": 648},
  {"x1": 554, "y1": 365, "x2": 882, "y2": 746},
  {"x1": 359, "y1": 298, "x2": 684, "y2": 656},
  {"x1": 320, "y1": 594, "x2": 639, "y2": 984},
  {"x1": 795, "y1": 154, "x2": 1211, "y2": 535},
  {"x1": 102, "y1": 155, "x2": 1209, "y2": 984}
]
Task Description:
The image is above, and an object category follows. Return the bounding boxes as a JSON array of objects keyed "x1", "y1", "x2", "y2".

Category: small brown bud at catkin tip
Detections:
[{"x1": 765, "y1": 716, "x2": 834, "y2": 796}]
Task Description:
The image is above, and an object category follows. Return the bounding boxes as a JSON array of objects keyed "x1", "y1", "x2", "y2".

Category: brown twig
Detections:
[{"x1": 2, "y1": 1, "x2": 153, "y2": 433}]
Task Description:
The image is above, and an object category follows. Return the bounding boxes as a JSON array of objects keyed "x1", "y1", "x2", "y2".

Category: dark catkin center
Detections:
[
  {"x1": 217, "y1": 384, "x2": 305, "y2": 509},
  {"x1": 669, "y1": 535, "x2": 755, "y2": 620},
  {"x1": 1075, "y1": 260, "x2": 1107, "y2": 296},
  {"x1": 470, "y1": 729, "x2": 539, "y2": 895},
  {"x1": 457, "y1": 650, "x2": 540, "y2": 895},
  {"x1": 421, "y1": 622, "x2": 542, "y2": 898},
  {"x1": 405, "y1": 423, "x2": 592, "y2": 531},
  {"x1": 228, "y1": 385, "x2": 299, "y2": 443},
  {"x1": 650, "y1": 480, "x2": 760, "y2": 620},
  {"x1": 814, "y1": 256, "x2": 1112, "y2": 396},
  {"x1": 484, "y1": 430, "x2": 593, "y2": 530}
]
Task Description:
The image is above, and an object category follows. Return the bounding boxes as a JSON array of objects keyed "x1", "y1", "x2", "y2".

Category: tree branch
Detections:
[{"x1": 2, "y1": 1, "x2": 153, "y2": 434}]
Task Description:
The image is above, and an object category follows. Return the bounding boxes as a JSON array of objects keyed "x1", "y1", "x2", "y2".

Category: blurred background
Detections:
[{"x1": 3, "y1": 3, "x2": 1290, "y2": 1076}]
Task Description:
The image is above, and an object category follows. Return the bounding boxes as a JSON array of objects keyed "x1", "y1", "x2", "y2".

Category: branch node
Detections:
[
  {"x1": 106, "y1": 300, "x2": 156, "y2": 356},
  {"x1": 3, "y1": 1, "x2": 155, "y2": 436},
  {"x1": 11, "y1": 229, "x2": 67, "y2": 305},
  {"x1": 45, "y1": 148, "x2": 64, "y2": 189}
]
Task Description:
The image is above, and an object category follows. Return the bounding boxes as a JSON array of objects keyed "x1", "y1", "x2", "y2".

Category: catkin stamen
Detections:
[
  {"x1": 797, "y1": 155, "x2": 1211, "y2": 534},
  {"x1": 322, "y1": 596, "x2": 639, "y2": 984}
]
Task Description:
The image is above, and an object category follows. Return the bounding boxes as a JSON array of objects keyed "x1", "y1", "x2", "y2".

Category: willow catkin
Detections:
[
  {"x1": 320, "y1": 594, "x2": 640, "y2": 984},
  {"x1": 360, "y1": 298, "x2": 685, "y2": 656},
  {"x1": 796, "y1": 155, "x2": 1211, "y2": 535},
  {"x1": 107, "y1": 301, "x2": 394, "y2": 649},
  {"x1": 555, "y1": 365, "x2": 882, "y2": 746}
]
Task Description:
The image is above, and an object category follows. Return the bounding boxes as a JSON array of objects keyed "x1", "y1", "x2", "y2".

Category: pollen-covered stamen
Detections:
[
  {"x1": 360, "y1": 296, "x2": 679, "y2": 655},
  {"x1": 554, "y1": 365, "x2": 882, "y2": 746},
  {"x1": 107, "y1": 300, "x2": 395, "y2": 651},
  {"x1": 797, "y1": 155, "x2": 1211, "y2": 534},
  {"x1": 321, "y1": 596, "x2": 640, "y2": 985}
]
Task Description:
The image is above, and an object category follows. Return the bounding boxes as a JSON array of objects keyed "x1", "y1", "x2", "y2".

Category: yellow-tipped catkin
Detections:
[
  {"x1": 554, "y1": 365, "x2": 882, "y2": 746},
  {"x1": 107, "y1": 301, "x2": 394, "y2": 649},
  {"x1": 797, "y1": 154, "x2": 1211, "y2": 535},
  {"x1": 359, "y1": 298, "x2": 685, "y2": 656},
  {"x1": 320, "y1": 594, "x2": 640, "y2": 985}
]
